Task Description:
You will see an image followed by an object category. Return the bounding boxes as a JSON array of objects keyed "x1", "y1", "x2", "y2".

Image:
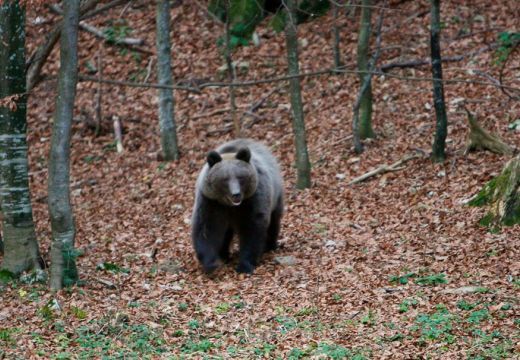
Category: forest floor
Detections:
[{"x1": 1, "y1": 0, "x2": 519, "y2": 359}]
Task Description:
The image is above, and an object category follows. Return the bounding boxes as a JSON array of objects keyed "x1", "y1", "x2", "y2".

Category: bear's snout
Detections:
[{"x1": 228, "y1": 178, "x2": 242, "y2": 205}]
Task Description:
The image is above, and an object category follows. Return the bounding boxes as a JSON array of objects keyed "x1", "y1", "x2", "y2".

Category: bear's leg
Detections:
[
  {"x1": 265, "y1": 195, "x2": 283, "y2": 252},
  {"x1": 219, "y1": 228, "x2": 234, "y2": 263},
  {"x1": 236, "y1": 215, "x2": 269, "y2": 274},
  {"x1": 192, "y1": 200, "x2": 229, "y2": 273}
]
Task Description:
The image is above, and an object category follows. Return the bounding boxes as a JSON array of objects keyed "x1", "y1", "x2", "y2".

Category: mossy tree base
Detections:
[
  {"x1": 464, "y1": 108, "x2": 514, "y2": 156},
  {"x1": 469, "y1": 154, "x2": 520, "y2": 227}
]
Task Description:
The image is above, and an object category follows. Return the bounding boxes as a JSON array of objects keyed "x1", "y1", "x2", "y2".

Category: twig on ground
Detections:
[
  {"x1": 113, "y1": 115, "x2": 124, "y2": 153},
  {"x1": 48, "y1": 4, "x2": 145, "y2": 46},
  {"x1": 348, "y1": 152, "x2": 422, "y2": 185}
]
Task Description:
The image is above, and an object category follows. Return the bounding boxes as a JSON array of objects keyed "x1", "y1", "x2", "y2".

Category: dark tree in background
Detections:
[
  {"x1": 356, "y1": 0, "x2": 374, "y2": 139},
  {"x1": 0, "y1": 0, "x2": 41, "y2": 275},
  {"x1": 156, "y1": 0, "x2": 179, "y2": 161},
  {"x1": 430, "y1": 0, "x2": 448, "y2": 162},
  {"x1": 48, "y1": 0, "x2": 81, "y2": 290},
  {"x1": 331, "y1": 0, "x2": 342, "y2": 69},
  {"x1": 284, "y1": 0, "x2": 311, "y2": 189}
]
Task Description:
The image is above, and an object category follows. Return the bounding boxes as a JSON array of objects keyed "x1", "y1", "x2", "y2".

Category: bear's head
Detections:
[{"x1": 202, "y1": 147, "x2": 258, "y2": 206}]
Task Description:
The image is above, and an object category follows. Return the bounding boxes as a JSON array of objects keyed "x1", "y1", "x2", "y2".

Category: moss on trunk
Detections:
[{"x1": 469, "y1": 154, "x2": 520, "y2": 227}]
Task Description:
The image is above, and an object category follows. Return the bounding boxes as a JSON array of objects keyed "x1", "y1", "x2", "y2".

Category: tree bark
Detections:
[
  {"x1": 430, "y1": 0, "x2": 448, "y2": 162},
  {"x1": 224, "y1": 0, "x2": 241, "y2": 137},
  {"x1": 0, "y1": 0, "x2": 42, "y2": 275},
  {"x1": 285, "y1": 0, "x2": 311, "y2": 189},
  {"x1": 331, "y1": 0, "x2": 343, "y2": 69},
  {"x1": 464, "y1": 108, "x2": 514, "y2": 156},
  {"x1": 48, "y1": 0, "x2": 81, "y2": 290},
  {"x1": 356, "y1": 0, "x2": 374, "y2": 139},
  {"x1": 470, "y1": 154, "x2": 520, "y2": 227},
  {"x1": 156, "y1": 0, "x2": 179, "y2": 161}
]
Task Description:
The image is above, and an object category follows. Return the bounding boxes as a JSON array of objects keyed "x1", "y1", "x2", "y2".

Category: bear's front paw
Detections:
[{"x1": 236, "y1": 261, "x2": 255, "y2": 274}]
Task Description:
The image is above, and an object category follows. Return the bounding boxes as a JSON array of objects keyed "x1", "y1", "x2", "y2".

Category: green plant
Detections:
[
  {"x1": 288, "y1": 347, "x2": 308, "y2": 359},
  {"x1": 96, "y1": 262, "x2": 129, "y2": 274},
  {"x1": 215, "y1": 302, "x2": 231, "y2": 314},
  {"x1": 0, "y1": 269, "x2": 15, "y2": 283},
  {"x1": 296, "y1": 306, "x2": 318, "y2": 317},
  {"x1": 495, "y1": 32, "x2": 520, "y2": 65},
  {"x1": 415, "y1": 273, "x2": 447, "y2": 286},
  {"x1": 389, "y1": 272, "x2": 416, "y2": 285},
  {"x1": 457, "y1": 300, "x2": 477, "y2": 311},
  {"x1": 414, "y1": 307, "x2": 455, "y2": 344},
  {"x1": 188, "y1": 319, "x2": 200, "y2": 329},
  {"x1": 181, "y1": 339, "x2": 215, "y2": 353},
  {"x1": 361, "y1": 309, "x2": 376, "y2": 326},
  {"x1": 275, "y1": 316, "x2": 298, "y2": 334},
  {"x1": 71, "y1": 306, "x2": 87, "y2": 320},
  {"x1": 254, "y1": 342, "x2": 276, "y2": 357},
  {"x1": 399, "y1": 298, "x2": 418, "y2": 313},
  {"x1": 466, "y1": 309, "x2": 490, "y2": 324},
  {"x1": 103, "y1": 20, "x2": 132, "y2": 44},
  {"x1": 316, "y1": 343, "x2": 368, "y2": 360},
  {"x1": 0, "y1": 328, "x2": 18, "y2": 344}
]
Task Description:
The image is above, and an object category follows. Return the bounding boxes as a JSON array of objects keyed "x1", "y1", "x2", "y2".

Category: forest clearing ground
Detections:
[{"x1": 1, "y1": 1, "x2": 519, "y2": 358}]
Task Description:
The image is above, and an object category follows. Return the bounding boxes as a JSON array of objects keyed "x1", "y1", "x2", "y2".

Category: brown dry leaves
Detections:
[{"x1": 1, "y1": 0, "x2": 519, "y2": 359}]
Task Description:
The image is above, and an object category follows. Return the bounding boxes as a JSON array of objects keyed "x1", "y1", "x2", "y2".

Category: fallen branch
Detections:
[
  {"x1": 348, "y1": 152, "x2": 422, "y2": 185},
  {"x1": 380, "y1": 55, "x2": 463, "y2": 72},
  {"x1": 26, "y1": 0, "x2": 130, "y2": 91},
  {"x1": 49, "y1": 4, "x2": 145, "y2": 47},
  {"x1": 96, "y1": 278, "x2": 116, "y2": 289},
  {"x1": 26, "y1": 0, "x2": 100, "y2": 91},
  {"x1": 464, "y1": 107, "x2": 514, "y2": 155},
  {"x1": 79, "y1": 21, "x2": 144, "y2": 46}
]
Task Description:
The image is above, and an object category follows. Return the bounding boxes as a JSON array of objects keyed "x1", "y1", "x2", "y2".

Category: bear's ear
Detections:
[
  {"x1": 207, "y1": 151, "x2": 222, "y2": 167},
  {"x1": 236, "y1": 147, "x2": 251, "y2": 163}
]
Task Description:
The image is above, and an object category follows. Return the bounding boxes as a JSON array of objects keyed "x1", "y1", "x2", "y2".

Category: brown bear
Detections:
[{"x1": 191, "y1": 139, "x2": 284, "y2": 274}]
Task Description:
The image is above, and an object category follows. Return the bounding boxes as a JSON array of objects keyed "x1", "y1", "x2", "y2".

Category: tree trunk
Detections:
[
  {"x1": 332, "y1": 0, "x2": 342, "y2": 69},
  {"x1": 48, "y1": 0, "x2": 81, "y2": 290},
  {"x1": 285, "y1": 0, "x2": 311, "y2": 189},
  {"x1": 356, "y1": 0, "x2": 374, "y2": 139},
  {"x1": 225, "y1": 0, "x2": 240, "y2": 137},
  {"x1": 430, "y1": 0, "x2": 448, "y2": 162},
  {"x1": 469, "y1": 154, "x2": 520, "y2": 227},
  {"x1": 156, "y1": 0, "x2": 179, "y2": 161},
  {"x1": 464, "y1": 108, "x2": 514, "y2": 156},
  {"x1": 0, "y1": 0, "x2": 42, "y2": 275}
]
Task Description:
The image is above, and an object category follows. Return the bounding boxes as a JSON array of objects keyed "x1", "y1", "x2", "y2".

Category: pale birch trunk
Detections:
[{"x1": 0, "y1": 0, "x2": 41, "y2": 275}]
